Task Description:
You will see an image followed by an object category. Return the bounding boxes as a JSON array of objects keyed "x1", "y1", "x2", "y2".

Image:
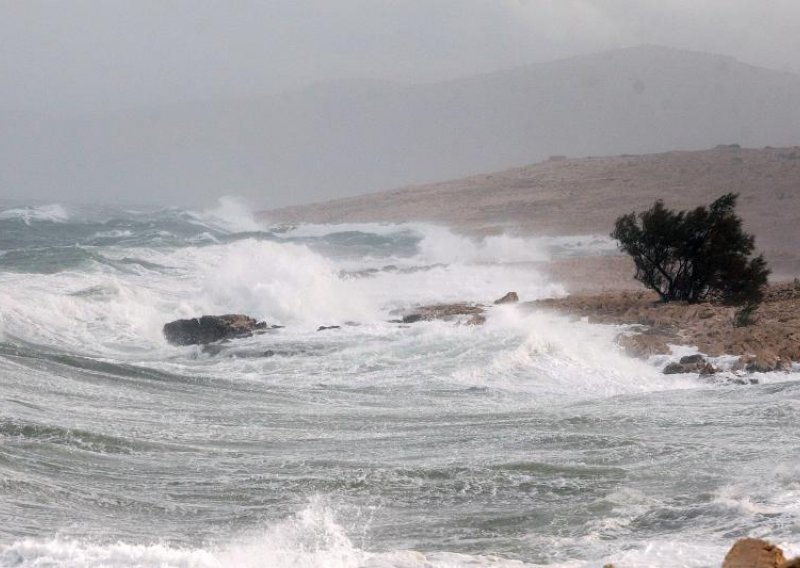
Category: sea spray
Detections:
[{"x1": 3, "y1": 204, "x2": 800, "y2": 568}]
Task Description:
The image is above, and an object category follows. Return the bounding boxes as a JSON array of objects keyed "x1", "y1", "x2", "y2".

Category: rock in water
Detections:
[
  {"x1": 722, "y1": 538, "x2": 785, "y2": 568},
  {"x1": 398, "y1": 303, "x2": 486, "y2": 324},
  {"x1": 163, "y1": 314, "x2": 265, "y2": 346},
  {"x1": 663, "y1": 354, "x2": 717, "y2": 375},
  {"x1": 494, "y1": 291, "x2": 519, "y2": 304}
]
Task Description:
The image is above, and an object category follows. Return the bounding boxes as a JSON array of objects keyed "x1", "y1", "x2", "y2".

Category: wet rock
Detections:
[
  {"x1": 494, "y1": 291, "x2": 519, "y2": 304},
  {"x1": 317, "y1": 325, "x2": 341, "y2": 331},
  {"x1": 680, "y1": 354, "x2": 705, "y2": 365},
  {"x1": 466, "y1": 314, "x2": 486, "y2": 326},
  {"x1": 617, "y1": 330, "x2": 672, "y2": 357},
  {"x1": 722, "y1": 538, "x2": 785, "y2": 568},
  {"x1": 739, "y1": 353, "x2": 791, "y2": 373},
  {"x1": 663, "y1": 354, "x2": 716, "y2": 375},
  {"x1": 663, "y1": 362, "x2": 685, "y2": 374},
  {"x1": 163, "y1": 314, "x2": 266, "y2": 346},
  {"x1": 397, "y1": 303, "x2": 485, "y2": 324},
  {"x1": 698, "y1": 362, "x2": 717, "y2": 375}
]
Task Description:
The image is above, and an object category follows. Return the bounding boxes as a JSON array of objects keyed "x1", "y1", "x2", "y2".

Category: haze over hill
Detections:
[
  {"x1": 2, "y1": 45, "x2": 800, "y2": 207},
  {"x1": 264, "y1": 145, "x2": 800, "y2": 280}
]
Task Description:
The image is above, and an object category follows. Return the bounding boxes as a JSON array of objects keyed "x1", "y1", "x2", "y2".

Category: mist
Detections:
[{"x1": 2, "y1": 1, "x2": 800, "y2": 207}]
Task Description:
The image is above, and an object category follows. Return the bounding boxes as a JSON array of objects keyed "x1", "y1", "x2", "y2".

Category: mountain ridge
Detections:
[{"x1": 2, "y1": 45, "x2": 799, "y2": 206}]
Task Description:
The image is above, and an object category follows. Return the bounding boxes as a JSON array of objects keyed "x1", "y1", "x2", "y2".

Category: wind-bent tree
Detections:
[{"x1": 611, "y1": 193, "x2": 769, "y2": 305}]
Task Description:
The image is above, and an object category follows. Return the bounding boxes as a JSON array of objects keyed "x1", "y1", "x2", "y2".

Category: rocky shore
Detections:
[{"x1": 533, "y1": 282, "x2": 800, "y2": 374}]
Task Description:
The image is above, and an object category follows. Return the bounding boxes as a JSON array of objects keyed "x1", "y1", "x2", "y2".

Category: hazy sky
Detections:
[{"x1": 3, "y1": 0, "x2": 800, "y2": 113}]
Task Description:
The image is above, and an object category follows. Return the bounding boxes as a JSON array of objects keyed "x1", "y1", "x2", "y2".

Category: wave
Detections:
[
  {"x1": 0, "y1": 418, "x2": 139, "y2": 455},
  {"x1": 187, "y1": 196, "x2": 266, "y2": 234},
  {"x1": 4, "y1": 496, "x2": 788, "y2": 567},
  {"x1": 0, "y1": 499, "x2": 535, "y2": 568},
  {"x1": 0, "y1": 203, "x2": 69, "y2": 225}
]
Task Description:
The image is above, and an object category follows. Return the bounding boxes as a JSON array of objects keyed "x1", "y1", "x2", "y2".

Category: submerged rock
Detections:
[
  {"x1": 722, "y1": 538, "x2": 785, "y2": 568},
  {"x1": 163, "y1": 314, "x2": 265, "y2": 346},
  {"x1": 494, "y1": 291, "x2": 519, "y2": 304}
]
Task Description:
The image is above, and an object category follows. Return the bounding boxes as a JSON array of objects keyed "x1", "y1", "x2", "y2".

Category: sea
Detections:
[{"x1": 1, "y1": 198, "x2": 798, "y2": 567}]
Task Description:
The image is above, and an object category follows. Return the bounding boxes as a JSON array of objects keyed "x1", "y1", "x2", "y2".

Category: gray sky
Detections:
[{"x1": 2, "y1": 0, "x2": 800, "y2": 113}]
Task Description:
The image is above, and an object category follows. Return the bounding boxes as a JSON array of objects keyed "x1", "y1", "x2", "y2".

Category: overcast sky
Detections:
[{"x1": 2, "y1": 0, "x2": 800, "y2": 114}]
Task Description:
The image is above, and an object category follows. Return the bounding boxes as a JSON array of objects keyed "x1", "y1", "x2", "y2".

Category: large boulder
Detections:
[
  {"x1": 722, "y1": 538, "x2": 785, "y2": 568},
  {"x1": 163, "y1": 314, "x2": 266, "y2": 346}
]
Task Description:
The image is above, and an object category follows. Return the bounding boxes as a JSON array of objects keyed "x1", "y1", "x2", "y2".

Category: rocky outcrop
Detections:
[
  {"x1": 397, "y1": 303, "x2": 486, "y2": 324},
  {"x1": 663, "y1": 354, "x2": 717, "y2": 375},
  {"x1": 733, "y1": 353, "x2": 792, "y2": 373},
  {"x1": 533, "y1": 283, "x2": 800, "y2": 374},
  {"x1": 163, "y1": 314, "x2": 266, "y2": 346},
  {"x1": 494, "y1": 291, "x2": 519, "y2": 304},
  {"x1": 722, "y1": 538, "x2": 786, "y2": 568}
]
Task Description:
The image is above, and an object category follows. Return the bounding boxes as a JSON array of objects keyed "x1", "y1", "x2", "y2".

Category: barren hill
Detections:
[{"x1": 263, "y1": 146, "x2": 800, "y2": 279}]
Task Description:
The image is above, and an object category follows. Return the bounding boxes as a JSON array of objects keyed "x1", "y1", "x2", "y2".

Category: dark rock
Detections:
[
  {"x1": 663, "y1": 362, "x2": 685, "y2": 374},
  {"x1": 698, "y1": 362, "x2": 717, "y2": 375},
  {"x1": 163, "y1": 314, "x2": 264, "y2": 346},
  {"x1": 398, "y1": 303, "x2": 485, "y2": 324},
  {"x1": 317, "y1": 325, "x2": 341, "y2": 331},
  {"x1": 494, "y1": 291, "x2": 519, "y2": 304},
  {"x1": 663, "y1": 354, "x2": 716, "y2": 375}
]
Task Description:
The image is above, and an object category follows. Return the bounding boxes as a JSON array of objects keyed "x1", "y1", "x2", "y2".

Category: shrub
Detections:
[
  {"x1": 734, "y1": 303, "x2": 758, "y2": 327},
  {"x1": 611, "y1": 193, "x2": 769, "y2": 305}
]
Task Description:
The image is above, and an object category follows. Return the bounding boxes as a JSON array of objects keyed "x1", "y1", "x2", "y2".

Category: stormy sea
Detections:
[{"x1": 1, "y1": 199, "x2": 798, "y2": 567}]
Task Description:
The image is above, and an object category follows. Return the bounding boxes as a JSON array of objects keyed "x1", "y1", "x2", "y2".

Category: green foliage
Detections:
[
  {"x1": 734, "y1": 303, "x2": 758, "y2": 327},
  {"x1": 611, "y1": 193, "x2": 769, "y2": 305}
]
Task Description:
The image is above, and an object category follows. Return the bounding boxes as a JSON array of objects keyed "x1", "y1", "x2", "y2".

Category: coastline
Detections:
[{"x1": 531, "y1": 279, "x2": 800, "y2": 373}]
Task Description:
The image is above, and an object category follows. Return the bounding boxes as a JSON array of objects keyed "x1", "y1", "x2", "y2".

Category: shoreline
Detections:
[{"x1": 530, "y1": 280, "x2": 800, "y2": 374}]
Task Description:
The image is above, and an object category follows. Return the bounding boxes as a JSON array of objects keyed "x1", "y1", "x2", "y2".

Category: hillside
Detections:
[
  {"x1": 263, "y1": 146, "x2": 800, "y2": 279},
  {"x1": 3, "y1": 45, "x2": 800, "y2": 206}
]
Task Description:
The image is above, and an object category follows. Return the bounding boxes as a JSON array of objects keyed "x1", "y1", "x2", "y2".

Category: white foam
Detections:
[
  {"x1": 0, "y1": 499, "x2": 533, "y2": 568},
  {"x1": 188, "y1": 196, "x2": 265, "y2": 233},
  {"x1": 416, "y1": 226, "x2": 549, "y2": 265},
  {"x1": 280, "y1": 222, "x2": 414, "y2": 239},
  {"x1": 90, "y1": 229, "x2": 134, "y2": 239},
  {"x1": 450, "y1": 307, "x2": 700, "y2": 399},
  {"x1": 0, "y1": 203, "x2": 69, "y2": 224}
]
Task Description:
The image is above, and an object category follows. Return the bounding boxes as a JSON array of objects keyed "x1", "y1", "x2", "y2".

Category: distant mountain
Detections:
[{"x1": 2, "y1": 46, "x2": 800, "y2": 206}]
